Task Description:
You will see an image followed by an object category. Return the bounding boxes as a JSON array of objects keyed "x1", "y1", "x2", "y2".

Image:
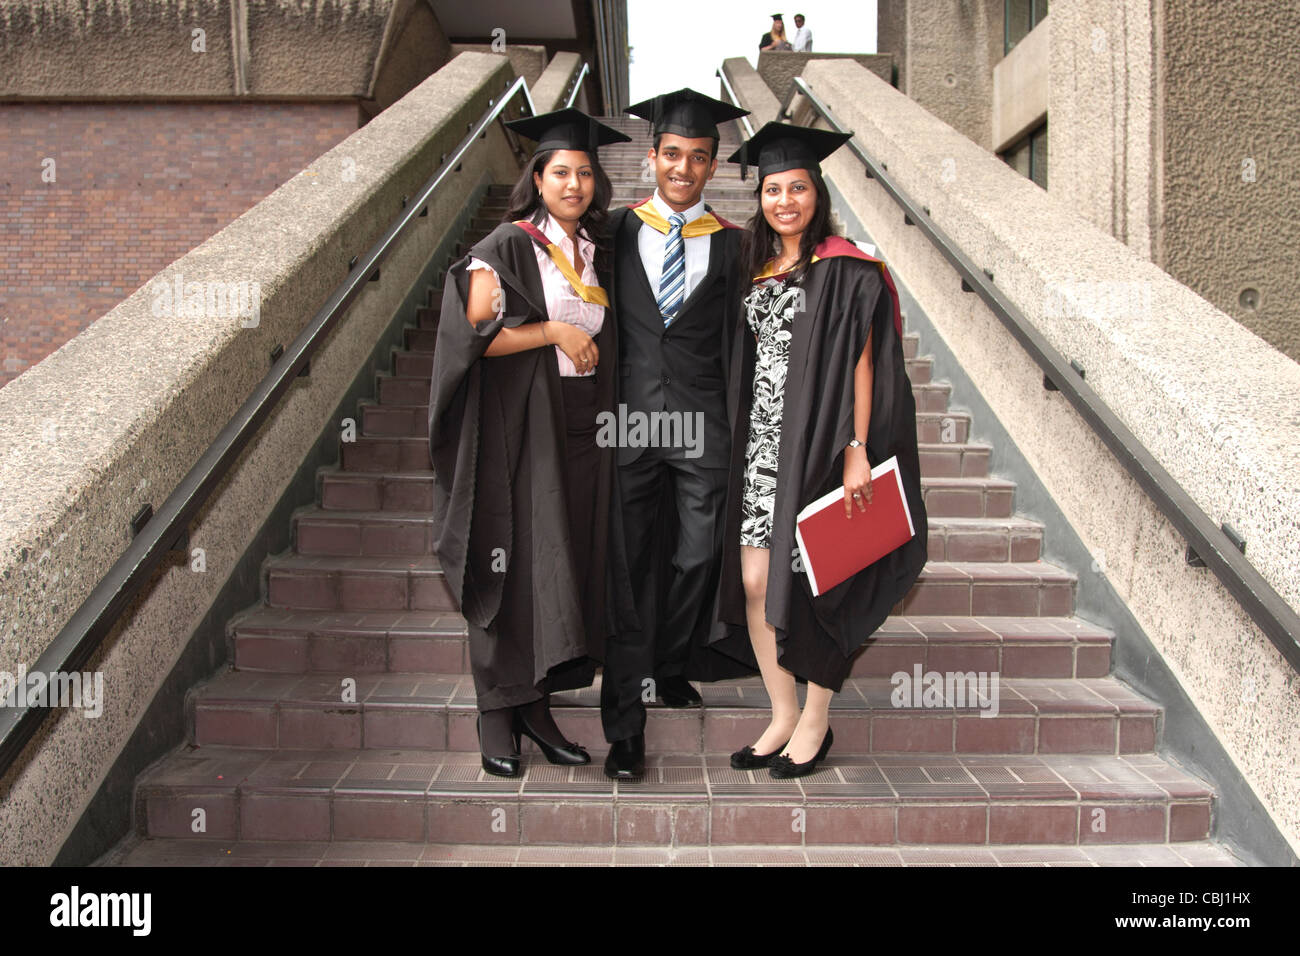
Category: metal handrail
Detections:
[
  {"x1": 777, "y1": 74, "x2": 1300, "y2": 674},
  {"x1": 715, "y1": 66, "x2": 756, "y2": 138},
  {"x1": 563, "y1": 61, "x2": 590, "y2": 110},
  {"x1": 0, "y1": 72, "x2": 538, "y2": 777}
]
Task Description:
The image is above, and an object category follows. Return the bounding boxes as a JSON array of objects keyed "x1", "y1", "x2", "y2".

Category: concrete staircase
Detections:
[{"x1": 99, "y1": 119, "x2": 1240, "y2": 867}]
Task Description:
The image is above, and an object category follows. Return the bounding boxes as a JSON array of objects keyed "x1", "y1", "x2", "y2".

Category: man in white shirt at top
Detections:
[{"x1": 792, "y1": 13, "x2": 813, "y2": 52}]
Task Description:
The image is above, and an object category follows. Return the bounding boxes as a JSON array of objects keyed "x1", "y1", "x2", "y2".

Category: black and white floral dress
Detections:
[{"x1": 740, "y1": 276, "x2": 802, "y2": 548}]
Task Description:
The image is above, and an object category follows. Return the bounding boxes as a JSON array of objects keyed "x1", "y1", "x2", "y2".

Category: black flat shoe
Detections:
[
  {"x1": 515, "y1": 705, "x2": 590, "y2": 766},
  {"x1": 657, "y1": 674, "x2": 703, "y2": 708},
  {"x1": 768, "y1": 727, "x2": 834, "y2": 779},
  {"x1": 730, "y1": 739, "x2": 791, "y2": 770},
  {"x1": 477, "y1": 714, "x2": 522, "y2": 778},
  {"x1": 603, "y1": 734, "x2": 646, "y2": 780}
]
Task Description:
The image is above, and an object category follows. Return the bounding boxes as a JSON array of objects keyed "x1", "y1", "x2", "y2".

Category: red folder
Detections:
[{"x1": 794, "y1": 455, "x2": 917, "y2": 596}]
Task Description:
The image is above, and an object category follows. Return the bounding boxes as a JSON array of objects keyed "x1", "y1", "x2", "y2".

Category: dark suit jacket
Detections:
[{"x1": 608, "y1": 203, "x2": 743, "y2": 469}]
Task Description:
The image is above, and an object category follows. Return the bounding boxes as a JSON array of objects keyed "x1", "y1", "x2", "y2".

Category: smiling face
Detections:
[
  {"x1": 533, "y1": 149, "x2": 595, "y2": 228},
  {"x1": 649, "y1": 133, "x2": 718, "y2": 212},
  {"x1": 760, "y1": 167, "x2": 817, "y2": 241}
]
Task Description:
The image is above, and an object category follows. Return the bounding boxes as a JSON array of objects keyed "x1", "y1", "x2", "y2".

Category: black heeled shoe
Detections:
[
  {"x1": 768, "y1": 727, "x2": 834, "y2": 779},
  {"x1": 477, "y1": 713, "x2": 522, "y2": 778},
  {"x1": 515, "y1": 700, "x2": 590, "y2": 766},
  {"x1": 730, "y1": 738, "x2": 791, "y2": 770}
]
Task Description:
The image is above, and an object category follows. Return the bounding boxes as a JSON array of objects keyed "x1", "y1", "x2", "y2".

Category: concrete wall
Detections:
[
  {"x1": 1048, "y1": 1, "x2": 1158, "y2": 261},
  {"x1": 1159, "y1": 0, "x2": 1300, "y2": 361},
  {"x1": 802, "y1": 58, "x2": 1300, "y2": 858},
  {"x1": 896, "y1": 0, "x2": 1004, "y2": 150},
  {"x1": 0, "y1": 52, "x2": 523, "y2": 865},
  {"x1": 756, "y1": 52, "x2": 894, "y2": 102},
  {"x1": 1049, "y1": 0, "x2": 1298, "y2": 362},
  {"x1": 992, "y1": 12, "x2": 1048, "y2": 151},
  {"x1": 877, "y1": 0, "x2": 907, "y2": 88}
]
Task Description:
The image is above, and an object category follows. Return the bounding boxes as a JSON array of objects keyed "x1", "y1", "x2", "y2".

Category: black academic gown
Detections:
[
  {"x1": 710, "y1": 238, "x2": 929, "y2": 691},
  {"x1": 428, "y1": 219, "x2": 619, "y2": 710}
]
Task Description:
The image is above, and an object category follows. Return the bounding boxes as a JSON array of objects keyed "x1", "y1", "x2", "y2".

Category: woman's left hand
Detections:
[{"x1": 843, "y1": 444, "x2": 873, "y2": 518}]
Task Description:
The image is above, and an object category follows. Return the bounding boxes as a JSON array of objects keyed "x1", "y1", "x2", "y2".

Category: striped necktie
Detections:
[{"x1": 657, "y1": 212, "x2": 687, "y2": 325}]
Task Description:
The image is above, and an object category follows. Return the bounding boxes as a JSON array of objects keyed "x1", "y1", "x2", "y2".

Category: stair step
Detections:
[
  {"x1": 391, "y1": 348, "x2": 934, "y2": 384},
  {"x1": 264, "y1": 554, "x2": 455, "y2": 612},
  {"x1": 918, "y1": 441, "x2": 991, "y2": 478},
  {"x1": 291, "y1": 508, "x2": 1038, "y2": 557},
  {"x1": 322, "y1": 468, "x2": 1013, "y2": 515},
  {"x1": 100, "y1": 835, "x2": 1243, "y2": 866},
  {"x1": 902, "y1": 562, "x2": 1075, "y2": 617},
  {"x1": 134, "y1": 746, "x2": 1213, "y2": 846},
  {"x1": 189, "y1": 670, "x2": 1157, "y2": 756},
  {"x1": 340, "y1": 436, "x2": 430, "y2": 473},
  {"x1": 353, "y1": 399, "x2": 969, "y2": 445},
  {"x1": 229, "y1": 608, "x2": 1112, "y2": 679}
]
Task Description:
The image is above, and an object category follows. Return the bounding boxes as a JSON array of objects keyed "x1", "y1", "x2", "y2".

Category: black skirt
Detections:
[{"x1": 467, "y1": 375, "x2": 602, "y2": 711}]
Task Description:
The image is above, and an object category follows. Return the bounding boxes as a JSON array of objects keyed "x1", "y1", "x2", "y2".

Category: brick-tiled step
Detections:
[
  {"x1": 394, "y1": 350, "x2": 934, "y2": 383},
  {"x1": 339, "y1": 436, "x2": 429, "y2": 473},
  {"x1": 317, "y1": 468, "x2": 1013, "y2": 515},
  {"x1": 355, "y1": 400, "x2": 968, "y2": 445},
  {"x1": 134, "y1": 748, "x2": 1214, "y2": 846},
  {"x1": 921, "y1": 478, "x2": 1017, "y2": 518},
  {"x1": 291, "y1": 507, "x2": 1038, "y2": 557},
  {"x1": 189, "y1": 671, "x2": 1158, "y2": 756},
  {"x1": 901, "y1": 562, "x2": 1075, "y2": 617},
  {"x1": 230, "y1": 608, "x2": 1111, "y2": 679},
  {"x1": 273, "y1": 543, "x2": 1071, "y2": 619},
  {"x1": 926, "y1": 516, "x2": 1042, "y2": 561},
  {"x1": 917, "y1": 440, "x2": 991, "y2": 478},
  {"x1": 264, "y1": 554, "x2": 455, "y2": 612},
  {"x1": 318, "y1": 468, "x2": 433, "y2": 511},
  {"x1": 377, "y1": 371, "x2": 945, "y2": 410},
  {"x1": 404, "y1": 326, "x2": 437, "y2": 352},
  {"x1": 358, "y1": 401, "x2": 425, "y2": 438},
  {"x1": 377, "y1": 372, "x2": 430, "y2": 406},
  {"x1": 101, "y1": 835, "x2": 1241, "y2": 866}
]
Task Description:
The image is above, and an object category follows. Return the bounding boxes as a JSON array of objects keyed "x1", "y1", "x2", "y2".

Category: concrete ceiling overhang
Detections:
[{"x1": 430, "y1": 0, "x2": 578, "y2": 40}]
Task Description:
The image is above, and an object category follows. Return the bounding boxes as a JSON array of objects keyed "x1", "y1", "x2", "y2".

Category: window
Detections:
[
  {"x1": 1000, "y1": 121, "x2": 1048, "y2": 189},
  {"x1": 1005, "y1": 0, "x2": 1049, "y2": 54}
]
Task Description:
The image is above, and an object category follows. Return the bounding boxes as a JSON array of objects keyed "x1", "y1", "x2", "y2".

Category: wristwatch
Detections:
[{"x1": 846, "y1": 438, "x2": 865, "y2": 449}]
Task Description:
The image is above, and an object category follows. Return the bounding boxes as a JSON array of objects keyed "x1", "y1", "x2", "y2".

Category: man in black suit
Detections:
[{"x1": 602, "y1": 90, "x2": 751, "y2": 779}]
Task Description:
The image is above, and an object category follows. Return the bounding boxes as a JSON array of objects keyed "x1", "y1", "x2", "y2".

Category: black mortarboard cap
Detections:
[
  {"x1": 726, "y1": 121, "x2": 854, "y2": 181},
  {"x1": 625, "y1": 88, "x2": 750, "y2": 141},
  {"x1": 504, "y1": 108, "x2": 631, "y2": 155},
  {"x1": 771, "y1": 13, "x2": 784, "y2": 18}
]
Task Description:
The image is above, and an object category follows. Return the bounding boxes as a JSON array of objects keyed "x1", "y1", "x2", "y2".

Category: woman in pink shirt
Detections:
[{"x1": 428, "y1": 110, "x2": 632, "y2": 776}]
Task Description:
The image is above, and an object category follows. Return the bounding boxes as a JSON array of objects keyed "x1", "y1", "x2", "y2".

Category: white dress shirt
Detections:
[
  {"x1": 636, "y1": 190, "x2": 711, "y2": 311},
  {"x1": 792, "y1": 25, "x2": 813, "y2": 51},
  {"x1": 468, "y1": 213, "x2": 604, "y2": 377}
]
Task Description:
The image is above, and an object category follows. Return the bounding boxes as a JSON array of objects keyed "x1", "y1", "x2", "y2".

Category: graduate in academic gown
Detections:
[
  {"x1": 428, "y1": 109, "x2": 631, "y2": 777},
  {"x1": 599, "y1": 89, "x2": 754, "y2": 780},
  {"x1": 710, "y1": 122, "x2": 929, "y2": 777}
]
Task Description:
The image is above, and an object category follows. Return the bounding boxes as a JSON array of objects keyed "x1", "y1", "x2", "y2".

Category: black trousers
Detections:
[{"x1": 601, "y1": 446, "x2": 727, "y2": 741}]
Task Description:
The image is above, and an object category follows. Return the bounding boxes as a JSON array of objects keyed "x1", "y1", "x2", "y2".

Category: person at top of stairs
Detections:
[
  {"x1": 600, "y1": 89, "x2": 752, "y2": 780},
  {"x1": 712, "y1": 122, "x2": 929, "y2": 778},
  {"x1": 427, "y1": 109, "x2": 632, "y2": 778}
]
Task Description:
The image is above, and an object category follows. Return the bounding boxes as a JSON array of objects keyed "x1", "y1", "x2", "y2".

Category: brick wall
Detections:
[{"x1": 0, "y1": 101, "x2": 359, "y2": 388}]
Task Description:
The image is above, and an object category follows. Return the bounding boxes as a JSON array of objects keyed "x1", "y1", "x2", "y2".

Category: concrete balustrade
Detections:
[
  {"x1": 796, "y1": 58, "x2": 1300, "y2": 856},
  {"x1": 720, "y1": 57, "x2": 781, "y2": 129},
  {"x1": 0, "y1": 51, "x2": 523, "y2": 864}
]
